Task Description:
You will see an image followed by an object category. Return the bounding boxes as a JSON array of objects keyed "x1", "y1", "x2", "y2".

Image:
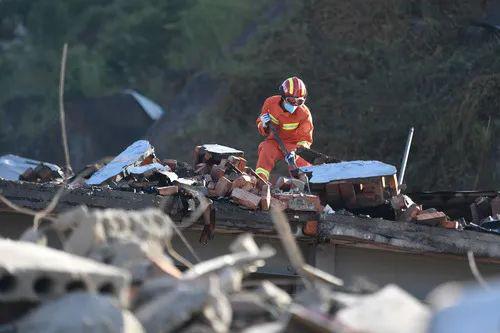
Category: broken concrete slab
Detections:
[
  {"x1": 335, "y1": 284, "x2": 430, "y2": 333},
  {"x1": 0, "y1": 239, "x2": 130, "y2": 305}
]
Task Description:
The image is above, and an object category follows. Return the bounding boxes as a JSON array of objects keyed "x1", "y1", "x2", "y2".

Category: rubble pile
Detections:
[
  {"x1": 467, "y1": 195, "x2": 500, "y2": 234},
  {"x1": 0, "y1": 206, "x2": 434, "y2": 333},
  {"x1": 2, "y1": 140, "x2": 499, "y2": 238},
  {"x1": 0, "y1": 154, "x2": 64, "y2": 184},
  {"x1": 391, "y1": 194, "x2": 461, "y2": 230}
]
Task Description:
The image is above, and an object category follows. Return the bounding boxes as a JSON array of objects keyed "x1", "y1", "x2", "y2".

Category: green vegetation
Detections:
[{"x1": 1, "y1": 0, "x2": 499, "y2": 190}]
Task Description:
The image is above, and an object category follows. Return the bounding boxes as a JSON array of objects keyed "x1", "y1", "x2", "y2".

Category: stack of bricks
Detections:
[
  {"x1": 391, "y1": 194, "x2": 458, "y2": 230},
  {"x1": 192, "y1": 146, "x2": 323, "y2": 213}
]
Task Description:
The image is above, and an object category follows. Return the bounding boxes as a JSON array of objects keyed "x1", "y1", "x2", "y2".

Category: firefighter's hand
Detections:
[
  {"x1": 260, "y1": 113, "x2": 271, "y2": 128},
  {"x1": 285, "y1": 151, "x2": 296, "y2": 166}
]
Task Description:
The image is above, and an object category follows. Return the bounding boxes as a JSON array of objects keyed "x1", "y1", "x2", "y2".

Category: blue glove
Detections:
[
  {"x1": 285, "y1": 151, "x2": 296, "y2": 166},
  {"x1": 260, "y1": 113, "x2": 271, "y2": 128}
]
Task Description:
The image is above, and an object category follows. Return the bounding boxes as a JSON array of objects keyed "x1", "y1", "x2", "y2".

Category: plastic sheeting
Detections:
[
  {"x1": 300, "y1": 160, "x2": 397, "y2": 184},
  {"x1": 0, "y1": 154, "x2": 63, "y2": 181},
  {"x1": 123, "y1": 89, "x2": 165, "y2": 120},
  {"x1": 86, "y1": 140, "x2": 154, "y2": 185}
]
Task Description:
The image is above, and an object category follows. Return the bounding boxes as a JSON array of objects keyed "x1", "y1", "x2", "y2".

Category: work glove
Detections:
[
  {"x1": 285, "y1": 151, "x2": 296, "y2": 166},
  {"x1": 260, "y1": 113, "x2": 271, "y2": 128}
]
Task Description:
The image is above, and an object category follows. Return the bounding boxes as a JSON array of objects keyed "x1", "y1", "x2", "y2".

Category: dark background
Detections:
[{"x1": 1, "y1": 0, "x2": 499, "y2": 190}]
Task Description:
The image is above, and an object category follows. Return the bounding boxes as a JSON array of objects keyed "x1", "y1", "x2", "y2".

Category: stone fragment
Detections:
[
  {"x1": 231, "y1": 188, "x2": 261, "y2": 210},
  {"x1": 163, "y1": 159, "x2": 177, "y2": 171}
]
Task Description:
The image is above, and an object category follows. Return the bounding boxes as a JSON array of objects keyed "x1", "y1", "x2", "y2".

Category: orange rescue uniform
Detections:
[{"x1": 255, "y1": 95, "x2": 313, "y2": 180}]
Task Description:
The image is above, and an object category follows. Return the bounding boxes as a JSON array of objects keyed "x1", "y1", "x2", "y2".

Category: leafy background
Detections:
[{"x1": 0, "y1": 0, "x2": 499, "y2": 190}]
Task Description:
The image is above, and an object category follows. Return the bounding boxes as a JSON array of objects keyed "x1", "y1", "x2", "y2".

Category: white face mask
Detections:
[{"x1": 283, "y1": 101, "x2": 298, "y2": 114}]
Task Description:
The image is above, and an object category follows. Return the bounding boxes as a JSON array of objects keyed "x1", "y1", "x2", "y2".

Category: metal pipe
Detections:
[{"x1": 398, "y1": 127, "x2": 414, "y2": 187}]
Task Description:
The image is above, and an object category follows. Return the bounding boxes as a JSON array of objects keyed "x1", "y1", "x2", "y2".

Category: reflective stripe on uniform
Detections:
[
  {"x1": 269, "y1": 114, "x2": 279, "y2": 125},
  {"x1": 255, "y1": 167, "x2": 270, "y2": 179},
  {"x1": 282, "y1": 122, "x2": 299, "y2": 130},
  {"x1": 297, "y1": 141, "x2": 311, "y2": 148}
]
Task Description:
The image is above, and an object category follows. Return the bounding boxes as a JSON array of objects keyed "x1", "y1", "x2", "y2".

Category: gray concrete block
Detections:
[
  {"x1": 15, "y1": 292, "x2": 143, "y2": 333},
  {"x1": 0, "y1": 239, "x2": 130, "y2": 305}
]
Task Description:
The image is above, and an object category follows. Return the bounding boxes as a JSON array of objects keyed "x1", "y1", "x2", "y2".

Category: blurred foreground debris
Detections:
[{"x1": 0, "y1": 206, "x2": 443, "y2": 333}]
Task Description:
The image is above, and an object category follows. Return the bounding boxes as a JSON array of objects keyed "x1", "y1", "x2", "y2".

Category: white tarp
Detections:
[
  {"x1": 300, "y1": 160, "x2": 397, "y2": 184},
  {"x1": 123, "y1": 89, "x2": 165, "y2": 120},
  {"x1": 0, "y1": 154, "x2": 63, "y2": 181},
  {"x1": 202, "y1": 144, "x2": 243, "y2": 155},
  {"x1": 86, "y1": 140, "x2": 154, "y2": 185}
]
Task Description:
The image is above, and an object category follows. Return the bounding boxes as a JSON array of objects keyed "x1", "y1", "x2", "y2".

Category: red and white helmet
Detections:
[{"x1": 279, "y1": 76, "x2": 307, "y2": 98}]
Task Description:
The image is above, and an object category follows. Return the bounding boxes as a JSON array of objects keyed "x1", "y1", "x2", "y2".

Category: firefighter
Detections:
[{"x1": 255, "y1": 76, "x2": 313, "y2": 181}]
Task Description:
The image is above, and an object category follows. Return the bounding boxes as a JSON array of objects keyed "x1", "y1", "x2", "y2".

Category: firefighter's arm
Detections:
[
  {"x1": 256, "y1": 100, "x2": 272, "y2": 136},
  {"x1": 295, "y1": 109, "x2": 314, "y2": 148}
]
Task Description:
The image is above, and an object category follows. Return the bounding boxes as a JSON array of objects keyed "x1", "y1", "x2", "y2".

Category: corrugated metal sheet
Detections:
[
  {"x1": 301, "y1": 160, "x2": 397, "y2": 184},
  {"x1": 0, "y1": 154, "x2": 63, "y2": 181}
]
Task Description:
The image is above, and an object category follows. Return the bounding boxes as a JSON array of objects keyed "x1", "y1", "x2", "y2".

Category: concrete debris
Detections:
[
  {"x1": 52, "y1": 207, "x2": 176, "y2": 282},
  {"x1": 335, "y1": 284, "x2": 431, "y2": 333},
  {"x1": 0, "y1": 239, "x2": 130, "y2": 305},
  {"x1": 13, "y1": 292, "x2": 144, "y2": 333}
]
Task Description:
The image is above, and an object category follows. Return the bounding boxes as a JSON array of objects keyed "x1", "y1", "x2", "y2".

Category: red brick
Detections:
[
  {"x1": 245, "y1": 167, "x2": 270, "y2": 190},
  {"x1": 228, "y1": 155, "x2": 247, "y2": 172},
  {"x1": 273, "y1": 193, "x2": 322, "y2": 212},
  {"x1": 270, "y1": 197, "x2": 287, "y2": 211},
  {"x1": 261, "y1": 184, "x2": 271, "y2": 211},
  {"x1": 163, "y1": 159, "x2": 177, "y2": 171},
  {"x1": 416, "y1": 211, "x2": 447, "y2": 226},
  {"x1": 157, "y1": 185, "x2": 179, "y2": 196},
  {"x1": 303, "y1": 220, "x2": 318, "y2": 236},
  {"x1": 339, "y1": 183, "x2": 357, "y2": 208},
  {"x1": 440, "y1": 220, "x2": 459, "y2": 230},
  {"x1": 195, "y1": 163, "x2": 209, "y2": 175},
  {"x1": 491, "y1": 196, "x2": 500, "y2": 216},
  {"x1": 193, "y1": 146, "x2": 202, "y2": 166},
  {"x1": 232, "y1": 174, "x2": 256, "y2": 191},
  {"x1": 210, "y1": 165, "x2": 226, "y2": 182},
  {"x1": 231, "y1": 188, "x2": 261, "y2": 210},
  {"x1": 214, "y1": 177, "x2": 232, "y2": 197},
  {"x1": 398, "y1": 204, "x2": 422, "y2": 222}
]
